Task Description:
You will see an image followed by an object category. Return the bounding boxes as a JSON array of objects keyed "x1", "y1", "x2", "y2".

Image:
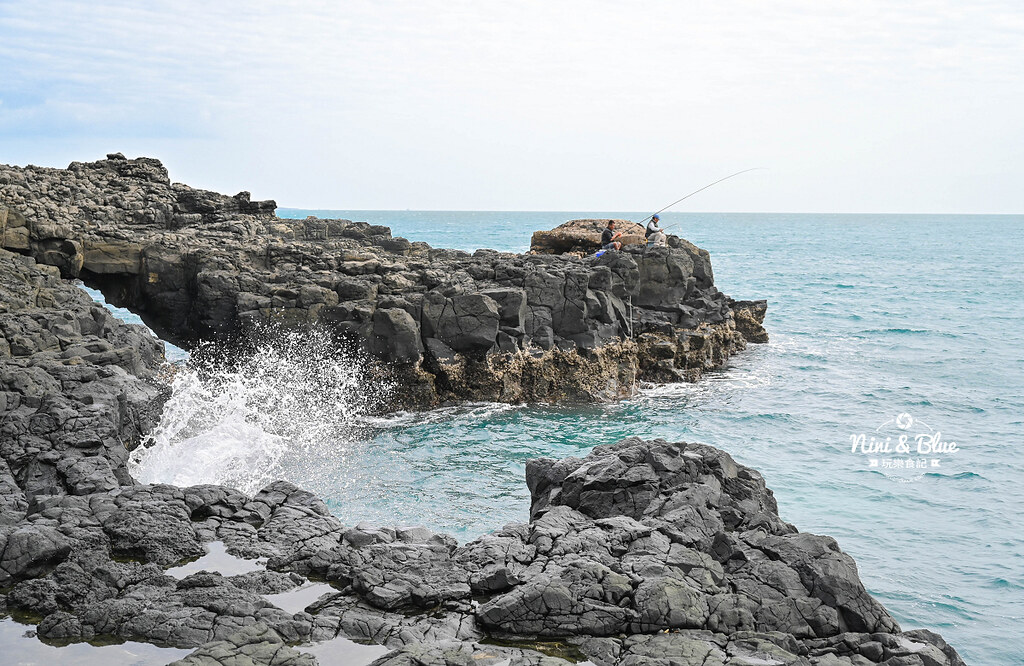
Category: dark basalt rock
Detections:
[
  {"x1": 0, "y1": 392, "x2": 970, "y2": 665},
  {"x1": 1, "y1": 155, "x2": 768, "y2": 409},
  {"x1": 473, "y1": 440, "x2": 896, "y2": 641},
  {"x1": 0, "y1": 249, "x2": 165, "y2": 506},
  {"x1": 169, "y1": 624, "x2": 317, "y2": 666},
  {"x1": 0, "y1": 166, "x2": 965, "y2": 665},
  {"x1": 5, "y1": 441, "x2": 958, "y2": 665}
]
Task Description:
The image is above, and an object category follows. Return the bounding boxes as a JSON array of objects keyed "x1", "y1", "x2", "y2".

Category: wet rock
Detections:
[
  {"x1": 37, "y1": 610, "x2": 86, "y2": 640},
  {"x1": 309, "y1": 594, "x2": 481, "y2": 648},
  {"x1": 454, "y1": 533, "x2": 534, "y2": 594},
  {"x1": 249, "y1": 482, "x2": 347, "y2": 563},
  {"x1": 69, "y1": 570, "x2": 312, "y2": 648},
  {"x1": 368, "y1": 640, "x2": 573, "y2": 666},
  {"x1": 170, "y1": 624, "x2": 317, "y2": 666},
  {"x1": 0, "y1": 524, "x2": 72, "y2": 585},
  {"x1": 476, "y1": 565, "x2": 637, "y2": 636},
  {"x1": 229, "y1": 569, "x2": 306, "y2": 595},
  {"x1": 347, "y1": 541, "x2": 471, "y2": 612},
  {"x1": 96, "y1": 485, "x2": 205, "y2": 565}
]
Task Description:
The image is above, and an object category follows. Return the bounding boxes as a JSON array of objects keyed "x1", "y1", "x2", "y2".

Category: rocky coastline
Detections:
[
  {"x1": 1, "y1": 154, "x2": 767, "y2": 409},
  {"x1": 0, "y1": 155, "x2": 967, "y2": 665}
]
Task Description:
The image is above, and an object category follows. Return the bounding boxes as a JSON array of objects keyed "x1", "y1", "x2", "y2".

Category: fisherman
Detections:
[
  {"x1": 601, "y1": 219, "x2": 623, "y2": 251},
  {"x1": 645, "y1": 214, "x2": 667, "y2": 246},
  {"x1": 645, "y1": 214, "x2": 661, "y2": 239}
]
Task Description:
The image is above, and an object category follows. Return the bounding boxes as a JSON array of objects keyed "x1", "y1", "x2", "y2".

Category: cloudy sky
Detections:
[{"x1": 1, "y1": 1, "x2": 1022, "y2": 212}]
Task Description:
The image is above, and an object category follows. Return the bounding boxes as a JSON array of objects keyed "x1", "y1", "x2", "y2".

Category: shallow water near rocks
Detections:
[
  {"x1": 296, "y1": 635, "x2": 391, "y2": 665},
  {"x1": 111, "y1": 212, "x2": 1023, "y2": 664},
  {"x1": 263, "y1": 582, "x2": 338, "y2": 615},
  {"x1": 1, "y1": 613, "x2": 192, "y2": 665},
  {"x1": 166, "y1": 541, "x2": 267, "y2": 579}
]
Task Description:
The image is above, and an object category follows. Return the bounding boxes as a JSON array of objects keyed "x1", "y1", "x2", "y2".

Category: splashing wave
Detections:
[{"x1": 130, "y1": 328, "x2": 388, "y2": 494}]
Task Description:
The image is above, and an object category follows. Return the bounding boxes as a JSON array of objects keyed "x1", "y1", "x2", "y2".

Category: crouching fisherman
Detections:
[
  {"x1": 601, "y1": 219, "x2": 624, "y2": 251},
  {"x1": 645, "y1": 214, "x2": 667, "y2": 247}
]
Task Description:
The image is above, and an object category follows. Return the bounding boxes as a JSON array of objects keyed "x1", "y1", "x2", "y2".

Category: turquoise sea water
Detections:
[
  {"x1": 278, "y1": 210, "x2": 1023, "y2": 665},
  {"x1": 117, "y1": 210, "x2": 1023, "y2": 664}
]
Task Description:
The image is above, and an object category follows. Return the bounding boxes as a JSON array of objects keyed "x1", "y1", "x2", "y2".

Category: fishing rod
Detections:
[{"x1": 638, "y1": 167, "x2": 764, "y2": 227}]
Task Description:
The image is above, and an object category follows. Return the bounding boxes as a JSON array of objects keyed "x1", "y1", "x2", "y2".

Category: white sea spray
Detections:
[{"x1": 130, "y1": 328, "x2": 388, "y2": 494}]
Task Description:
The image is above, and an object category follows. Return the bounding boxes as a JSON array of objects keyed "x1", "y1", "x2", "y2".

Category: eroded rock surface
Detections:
[
  {"x1": 529, "y1": 218, "x2": 647, "y2": 254},
  {"x1": 0, "y1": 432, "x2": 967, "y2": 665},
  {"x1": 1, "y1": 155, "x2": 767, "y2": 409},
  {"x1": 0, "y1": 249, "x2": 164, "y2": 515},
  {"x1": 0, "y1": 162, "x2": 965, "y2": 665}
]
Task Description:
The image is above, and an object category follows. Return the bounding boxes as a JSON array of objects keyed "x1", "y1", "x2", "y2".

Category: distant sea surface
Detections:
[{"x1": 131, "y1": 210, "x2": 1024, "y2": 664}]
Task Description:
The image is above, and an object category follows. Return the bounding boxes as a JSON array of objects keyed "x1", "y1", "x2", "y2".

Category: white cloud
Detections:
[{"x1": 0, "y1": 0, "x2": 1022, "y2": 211}]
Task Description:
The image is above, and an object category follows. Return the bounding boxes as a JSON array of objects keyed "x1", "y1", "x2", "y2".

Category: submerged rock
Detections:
[{"x1": 1, "y1": 156, "x2": 768, "y2": 409}]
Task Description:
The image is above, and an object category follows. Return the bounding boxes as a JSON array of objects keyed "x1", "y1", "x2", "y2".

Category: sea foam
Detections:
[{"x1": 129, "y1": 328, "x2": 386, "y2": 495}]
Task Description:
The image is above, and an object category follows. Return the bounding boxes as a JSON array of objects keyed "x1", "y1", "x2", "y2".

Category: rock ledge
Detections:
[{"x1": 1, "y1": 155, "x2": 767, "y2": 409}]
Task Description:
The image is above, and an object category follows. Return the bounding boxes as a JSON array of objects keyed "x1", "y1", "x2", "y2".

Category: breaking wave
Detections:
[{"x1": 130, "y1": 328, "x2": 388, "y2": 495}]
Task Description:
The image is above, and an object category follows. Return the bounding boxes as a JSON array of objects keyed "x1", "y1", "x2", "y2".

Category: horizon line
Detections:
[{"x1": 277, "y1": 207, "x2": 1024, "y2": 217}]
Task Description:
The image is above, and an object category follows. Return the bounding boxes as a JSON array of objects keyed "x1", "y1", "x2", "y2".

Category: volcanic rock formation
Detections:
[
  {"x1": 0, "y1": 154, "x2": 767, "y2": 409},
  {"x1": 0, "y1": 233, "x2": 965, "y2": 665},
  {"x1": 0, "y1": 155, "x2": 964, "y2": 664}
]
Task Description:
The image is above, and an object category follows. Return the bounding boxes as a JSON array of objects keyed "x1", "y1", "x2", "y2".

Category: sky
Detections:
[{"x1": 1, "y1": 1, "x2": 1022, "y2": 213}]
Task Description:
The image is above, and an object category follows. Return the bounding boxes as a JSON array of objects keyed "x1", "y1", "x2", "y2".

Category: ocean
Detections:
[{"x1": 114, "y1": 210, "x2": 1023, "y2": 664}]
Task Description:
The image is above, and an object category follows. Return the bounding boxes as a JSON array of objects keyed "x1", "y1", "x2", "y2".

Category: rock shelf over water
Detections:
[
  {"x1": 0, "y1": 156, "x2": 965, "y2": 664},
  {"x1": 1, "y1": 154, "x2": 767, "y2": 408}
]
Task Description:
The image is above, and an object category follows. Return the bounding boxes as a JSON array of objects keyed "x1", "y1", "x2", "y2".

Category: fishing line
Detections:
[
  {"x1": 638, "y1": 167, "x2": 764, "y2": 227},
  {"x1": 625, "y1": 167, "x2": 764, "y2": 397}
]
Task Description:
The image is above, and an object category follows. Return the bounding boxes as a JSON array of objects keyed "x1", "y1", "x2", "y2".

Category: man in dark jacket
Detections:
[
  {"x1": 645, "y1": 214, "x2": 661, "y2": 239},
  {"x1": 646, "y1": 214, "x2": 667, "y2": 246},
  {"x1": 601, "y1": 220, "x2": 623, "y2": 251}
]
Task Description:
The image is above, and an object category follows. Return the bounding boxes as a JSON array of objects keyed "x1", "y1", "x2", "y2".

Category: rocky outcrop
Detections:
[
  {"x1": 0, "y1": 155, "x2": 767, "y2": 409},
  {"x1": 729, "y1": 299, "x2": 770, "y2": 344},
  {"x1": 530, "y1": 219, "x2": 647, "y2": 254},
  {"x1": 0, "y1": 431, "x2": 966, "y2": 663},
  {"x1": 0, "y1": 158, "x2": 964, "y2": 664},
  {"x1": 0, "y1": 249, "x2": 165, "y2": 509}
]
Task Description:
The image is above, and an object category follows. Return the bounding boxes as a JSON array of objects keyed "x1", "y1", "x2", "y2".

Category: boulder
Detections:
[
  {"x1": 373, "y1": 307, "x2": 423, "y2": 363},
  {"x1": 530, "y1": 218, "x2": 646, "y2": 255},
  {"x1": 422, "y1": 292, "x2": 500, "y2": 354}
]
